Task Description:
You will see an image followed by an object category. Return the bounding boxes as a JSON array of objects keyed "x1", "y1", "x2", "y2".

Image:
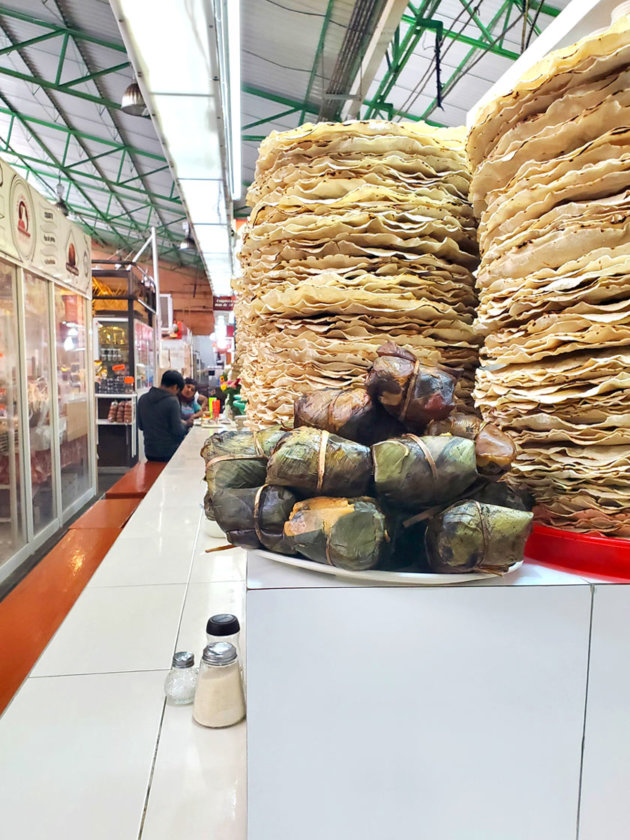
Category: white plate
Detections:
[{"x1": 254, "y1": 549, "x2": 523, "y2": 586}]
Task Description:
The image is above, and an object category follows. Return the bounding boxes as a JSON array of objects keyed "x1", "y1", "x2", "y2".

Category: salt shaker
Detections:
[
  {"x1": 193, "y1": 642, "x2": 245, "y2": 728},
  {"x1": 164, "y1": 651, "x2": 198, "y2": 705},
  {"x1": 206, "y1": 613, "x2": 241, "y2": 661}
]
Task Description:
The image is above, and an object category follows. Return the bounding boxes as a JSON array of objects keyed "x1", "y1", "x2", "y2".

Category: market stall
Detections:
[
  {"x1": 92, "y1": 260, "x2": 157, "y2": 471},
  {"x1": 0, "y1": 158, "x2": 94, "y2": 584}
]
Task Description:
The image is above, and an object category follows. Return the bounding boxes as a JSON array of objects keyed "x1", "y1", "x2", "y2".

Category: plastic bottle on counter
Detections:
[
  {"x1": 193, "y1": 642, "x2": 245, "y2": 728},
  {"x1": 164, "y1": 651, "x2": 198, "y2": 705},
  {"x1": 206, "y1": 613, "x2": 241, "y2": 662}
]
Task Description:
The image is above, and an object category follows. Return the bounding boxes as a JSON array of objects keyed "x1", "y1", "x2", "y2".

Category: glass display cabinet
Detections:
[
  {"x1": 0, "y1": 161, "x2": 95, "y2": 585},
  {"x1": 92, "y1": 260, "x2": 157, "y2": 470}
]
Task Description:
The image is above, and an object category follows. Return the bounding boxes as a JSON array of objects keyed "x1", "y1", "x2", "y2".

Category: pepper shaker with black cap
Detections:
[{"x1": 206, "y1": 613, "x2": 241, "y2": 662}]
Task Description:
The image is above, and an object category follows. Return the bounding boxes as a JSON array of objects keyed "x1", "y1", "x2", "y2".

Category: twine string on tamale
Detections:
[
  {"x1": 406, "y1": 434, "x2": 438, "y2": 496},
  {"x1": 206, "y1": 454, "x2": 266, "y2": 468},
  {"x1": 317, "y1": 430, "x2": 329, "y2": 493},
  {"x1": 401, "y1": 359, "x2": 421, "y2": 421},
  {"x1": 474, "y1": 499, "x2": 500, "y2": 574},
  {"x1": 253, "y1": 484, "x2": 266, "y2": 543},
  {"x1": 253, "y1": 432, "x2": 265, "y2": 457}
]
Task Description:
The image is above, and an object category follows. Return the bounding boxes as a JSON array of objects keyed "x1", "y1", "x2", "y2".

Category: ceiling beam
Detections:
[
  {"x1": 0, "y1": 4, "x2": 127, "y2": 53},
  {"x1": 48, "y1": 0, "x2": 184, "y2": 263},
  {"x1": 0, "y1": 106, "x2": 168, "y2": 162}
]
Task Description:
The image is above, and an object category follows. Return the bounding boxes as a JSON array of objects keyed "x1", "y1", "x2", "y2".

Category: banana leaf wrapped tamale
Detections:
[
  {"x1": 365, "y1": 342, "x2": 456, "y2": 432},
  {"x1": 372, "y1": 434, "x2": 478, "y2": 509},
  {"x1": 204, "y1": 489, "x2": 217, "y2": 521},
  {"x1": 212, "y1": 485, "x2": 298, "y2": 553},
  {"x1": 425, "y1": 501, "x2": 533, "y2": 574},
  {"x1": 205, "y1": 456, "x2": 268, "y2": 498},
  {"x1": 474, "y1": 424, "x2": 516, "y2": 478},
  {"x1": 201, "y1": 426, "x2": 287, "y2": 464},
  {"x1": 426, "y1": 411, "x2": 483, "y2": 439},
  {"x1": 294, "y1": 388, "x2": 405, "y2": 446},
  {"x1": 284, "y1": 497, "x2": 388, "y2": 571},
  {"x1": 468, "y1": 482, "x2": 534, "y2": 512},
  {"x1": 267, "y1": 427, "x2": 373, "y2": 497},
  {"x1": 426, "y1": 413, "x2": 517, "y2": 478}
]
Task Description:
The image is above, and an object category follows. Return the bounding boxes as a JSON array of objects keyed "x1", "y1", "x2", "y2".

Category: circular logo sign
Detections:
[{"x1": 9, "y1": 175, "x2": 36, "y2": 262}]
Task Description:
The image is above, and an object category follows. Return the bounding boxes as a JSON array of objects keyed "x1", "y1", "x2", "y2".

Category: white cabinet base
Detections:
[{"x1": 246, "y1": 555, "x2": 592, "y2": 840}]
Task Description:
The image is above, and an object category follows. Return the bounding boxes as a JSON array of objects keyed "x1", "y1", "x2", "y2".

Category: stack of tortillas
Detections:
[
  {"x1": 469, "y1": 9, "x2": 630, "y2": 536},
  {"x1": 236, "y1": 120, "x2": 480, "y2": 427}
]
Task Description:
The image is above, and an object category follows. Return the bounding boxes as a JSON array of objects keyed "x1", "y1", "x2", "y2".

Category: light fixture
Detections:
[
  {"x1": 179, "y1": 221, "x2": 196, "y2": 252},
  {"x1": 227, "y1": 0, "x2": 241, "y2": 200},
  {"x1": 121, "y1": 82, "x2": 149, "y2": 117},
  {"x1": 55, "y1": 181, "x2": 69, "y2": 216}
]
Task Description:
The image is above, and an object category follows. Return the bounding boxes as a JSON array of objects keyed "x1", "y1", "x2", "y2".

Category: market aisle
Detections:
[{"x1": 0, "y1": 428, "x2": 246, "y2": 839}]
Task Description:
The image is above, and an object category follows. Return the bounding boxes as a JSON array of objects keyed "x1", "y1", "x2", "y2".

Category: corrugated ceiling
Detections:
[
  {"x1": 0, "y1": 0, "x2": 196, "y2": 265},
  {"x1": 0, "y1": 0, "x2": 573, "y2": 255},
  {"x1": 239, "y1": 0, "x2": 571, "y2": 213}
]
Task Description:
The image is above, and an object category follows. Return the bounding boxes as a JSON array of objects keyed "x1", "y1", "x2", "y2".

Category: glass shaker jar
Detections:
[
  {"x1": 193, "y1": 642, "x2": 246, "y2": 728},
  {"x1": 206, "y1": 613, "x2": 241, "y2": 662},
  {"x1": 164, "y1": 651, "x2": 198, "y2": 705}
]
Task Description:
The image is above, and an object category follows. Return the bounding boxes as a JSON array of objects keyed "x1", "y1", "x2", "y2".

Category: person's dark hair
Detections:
[
  {"x1": 184, "y1": 377, "x2": 197, "y2": 388},
  {"x1": 161, "y1": 370, "x2": 185, "y2": 391}
]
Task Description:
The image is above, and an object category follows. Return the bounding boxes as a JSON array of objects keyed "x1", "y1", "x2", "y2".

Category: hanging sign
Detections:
[
  {"x1": 10, "y1": 174, "x2": 36, "y2": 263},
  {"x1": 213, "y1": 295, "x2": 236, "y2": 311}
]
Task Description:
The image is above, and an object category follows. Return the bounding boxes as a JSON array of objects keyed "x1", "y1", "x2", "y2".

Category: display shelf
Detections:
[
  {"x1": 96, "y1": 420, "x2": 133, "y2": 426},
  {"x1": 95, "y1": 394, "x2": 136, "y2": 399}
]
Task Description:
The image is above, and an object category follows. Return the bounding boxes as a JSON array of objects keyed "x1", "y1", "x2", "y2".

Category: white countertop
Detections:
[
  {"x1": 247, "y1": 550, "x2": 589, "y2": 590},
  {"x1": 0, "y1": 427, "x2": 247, "y2": 840}
]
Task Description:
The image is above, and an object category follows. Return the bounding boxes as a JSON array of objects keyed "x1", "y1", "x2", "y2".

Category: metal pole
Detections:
[
  {"x1": 133, "y1": 232, "x2": 152, "y2": 263},
  {"x1": 151, "y1": 225, "x2": 160, "y2": 382}
]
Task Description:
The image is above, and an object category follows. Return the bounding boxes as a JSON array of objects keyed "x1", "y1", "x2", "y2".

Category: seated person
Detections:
[{"x1": 179, "y1": 377, "x2": 203, "y2": 422}]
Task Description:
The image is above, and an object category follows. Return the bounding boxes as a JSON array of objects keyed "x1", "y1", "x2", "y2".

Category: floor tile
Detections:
[
  {"x1": 31, "y1": 584, "x2": 187, "y2": 676},
  {"x1": 189, "y1": 544, "x2": 246, "y2": 584},
  {"x1": 142, "y1": 709, "x2": 246, "y2": 840},
  {"x1": 0, "y1": 671, "x2": 166, "y2": 840},
  {"x1": 176, "y1": 581, "x2": 245, "y2": 661},
  {"x1": 0, "y1": 528, "x2": 120, "y2": 713},
  {"x1": 88, "y1": 533, "x2": 196, "y2": 587}
]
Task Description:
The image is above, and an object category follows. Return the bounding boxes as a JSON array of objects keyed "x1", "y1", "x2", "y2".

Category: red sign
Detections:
[{"x1": 213, "y1": 295, "x2": 236, "y2": 311}]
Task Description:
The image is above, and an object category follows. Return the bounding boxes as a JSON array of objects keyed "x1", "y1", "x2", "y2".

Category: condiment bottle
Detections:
[
  {"x1": 164, "y1": 651, "x2": 198, "y2": 705},
  {"x1": 193, "y1": 642, "x2": 246, "y2": 728},
  {"x1": 206, "y1": 613, "x2": 241, "y2": 662}
]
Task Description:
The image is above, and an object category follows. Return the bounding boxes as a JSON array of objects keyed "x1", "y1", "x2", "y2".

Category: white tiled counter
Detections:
[{"x1": 0, "y1": 427, "x2": 246, "y2": 840}]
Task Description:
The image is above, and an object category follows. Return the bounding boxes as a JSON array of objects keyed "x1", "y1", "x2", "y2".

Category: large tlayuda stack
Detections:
[
  {"x1": 236, "y1": 121, "x2": 480, "y2": 428},
  {"x1": 468, "y1": 11, "x2": 630, "y2": 536}
]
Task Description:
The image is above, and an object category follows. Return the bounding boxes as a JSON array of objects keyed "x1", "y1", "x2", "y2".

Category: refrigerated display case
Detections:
[
  {"x1": 92, "y1": 260, "x2": 157, "y2": 470},
  {"x1": 0, "y1": 161, "x2": 95, "y2": 585},
  {"x1": 0, "y1": 261, "x2": 25, "y2": 567}
]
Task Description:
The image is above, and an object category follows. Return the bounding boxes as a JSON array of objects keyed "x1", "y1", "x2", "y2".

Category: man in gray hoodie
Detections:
[{"x1": 137, "y1": 370, "x2": 191, "y2": 462}]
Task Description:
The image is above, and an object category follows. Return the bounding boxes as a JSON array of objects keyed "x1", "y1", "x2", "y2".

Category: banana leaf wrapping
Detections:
[
  {"x1": 426, "y1": 411, "x2": 483, "y2": 439},
  {"x1": 266, "y1": 427, "x2": 373, "y2": 496},
  {"x1": 203, "y1": 489, "x2": 216, "y2": 522},
  {"x1": 474, "y1": 425, "x2": 517, "y2": 478},
  {"x1": 469, "y1": 482, "x2": 534, "y2": 512},
  {"x1": 425, "y1": 501, "x2": 533, "y2": 574},
  {"x1": 365, "y1": 342, "x2": 456, "y2": 432},
  {"x1": 200, "y1": 426, "x2": 288, "y2": 463},
  {"x1": 372, "y1": 434, "x2": 478, "y2": 509},
  {"x1": 294, "y1": 387, "x2": 405, "y2": 446},
  {"x1": 205, "y1": 456, "x2": 268, "y2": 498},
  {"x1": 284, "y1": 496, "x2": 388, "y2": 571},
  {"x1": 212, "y1": 484, "x2": 298, "y2": 553}
]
